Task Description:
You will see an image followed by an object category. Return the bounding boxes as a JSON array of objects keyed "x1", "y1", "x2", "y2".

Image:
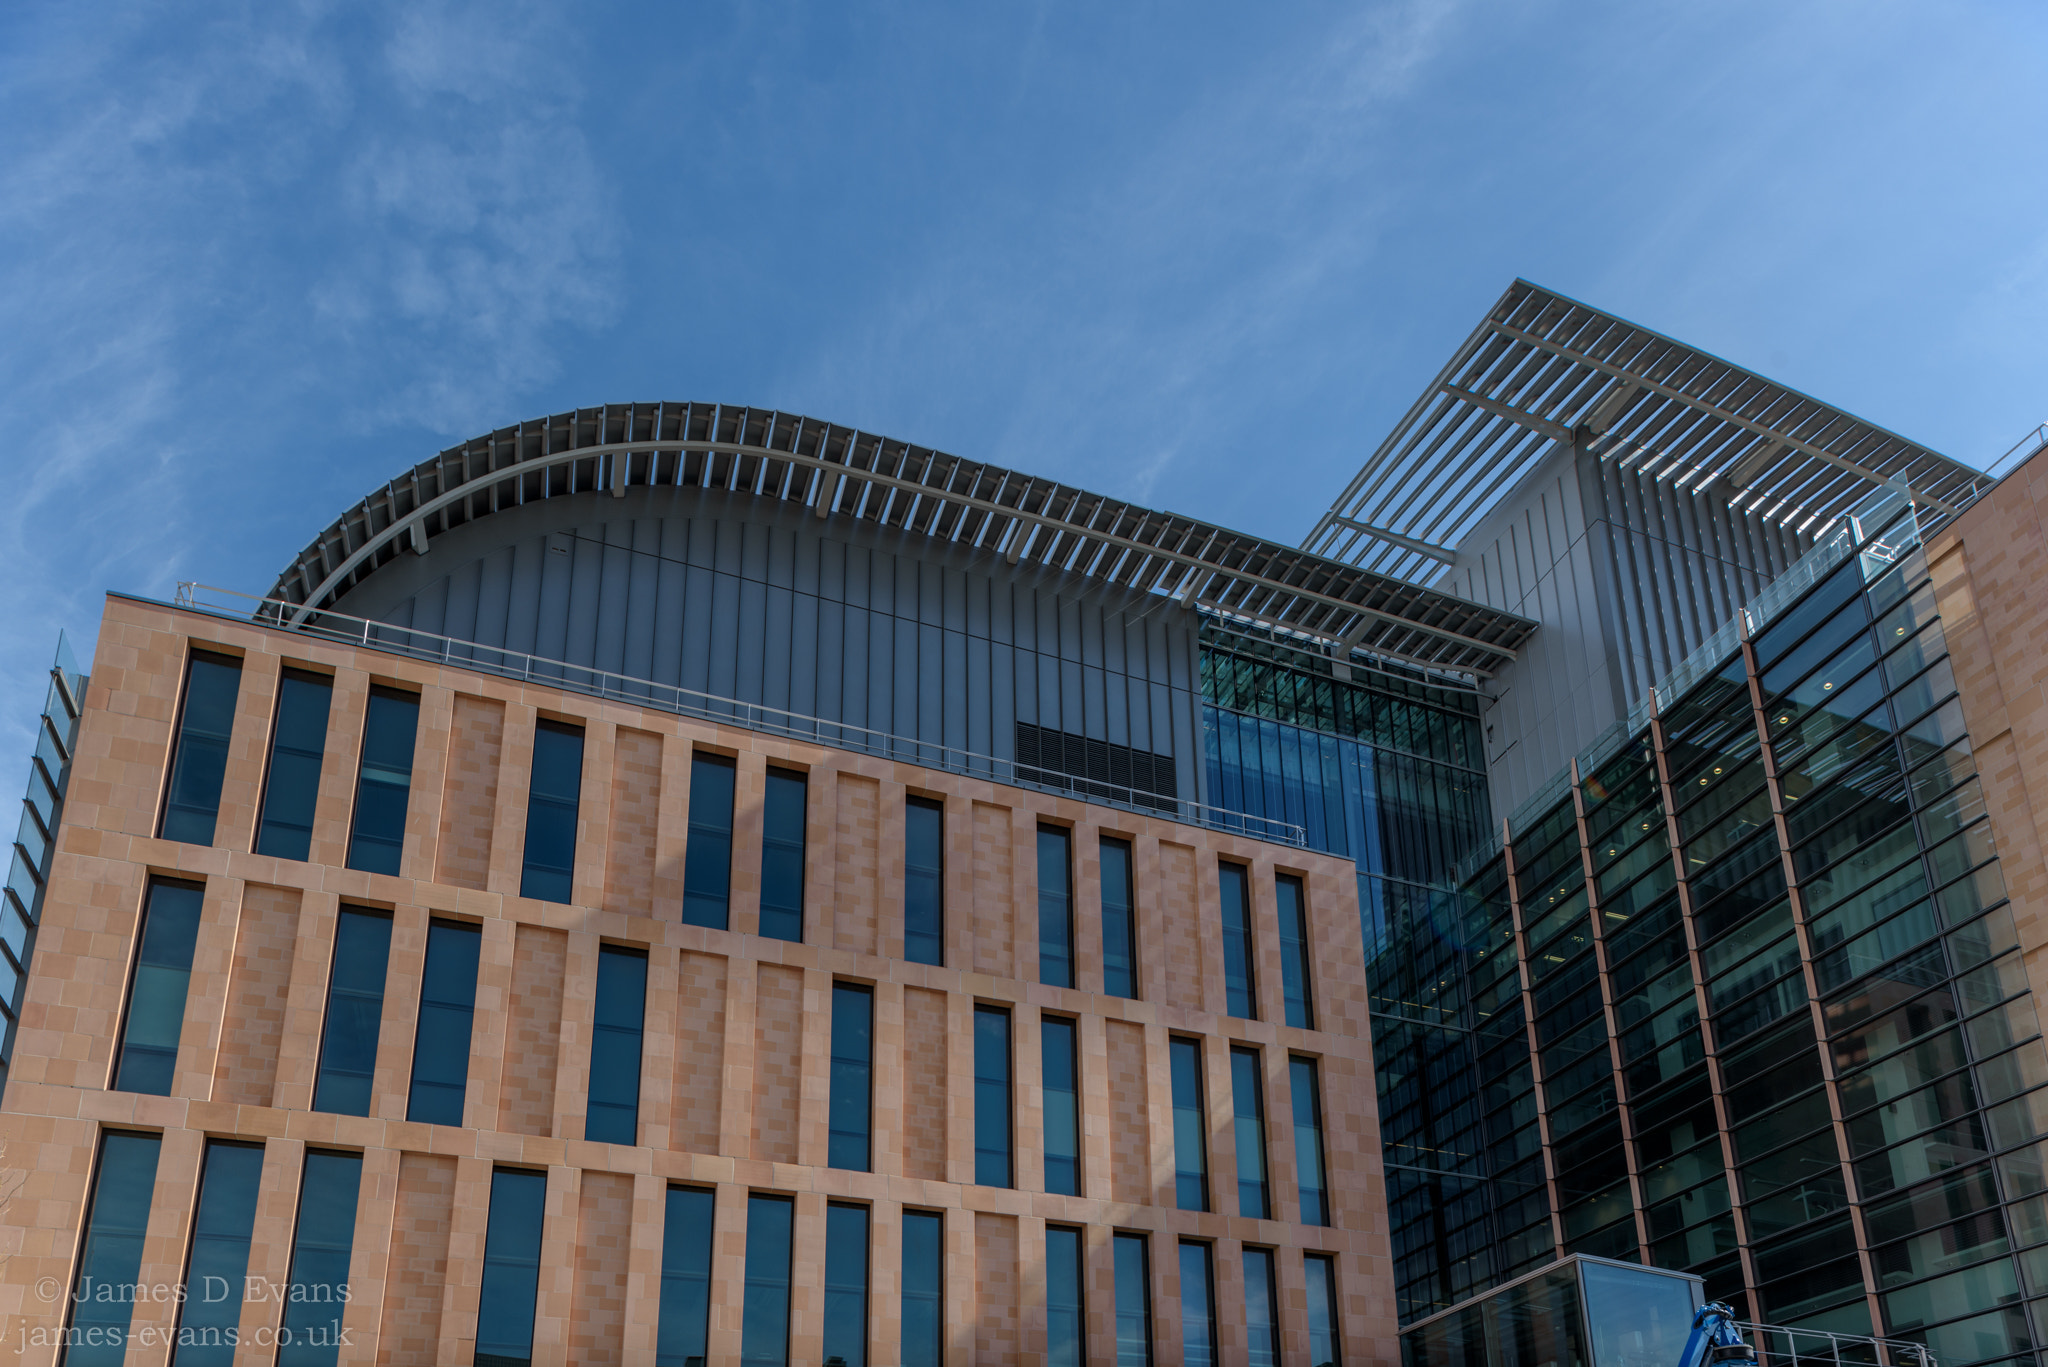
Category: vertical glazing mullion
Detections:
[
  {"x1": 1500, "y1": 819, "x2": 1567, "y2": 1253},
  {"x1": 1741, "y1": 636, "x2": 1886, "y2": 1335},
  {"x1": 1566, "y1": 759, "x2": 1653, "y2": 1261},
  {"x1": 1648, "y1": 707, "x2": 1760, "y2": 1312}
]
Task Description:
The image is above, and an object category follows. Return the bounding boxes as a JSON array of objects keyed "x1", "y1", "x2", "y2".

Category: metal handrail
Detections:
[
  {"x1": 1739, "y1": 1319, "x2": 1934, "y2": 1367},
  {"x1": 166, "y1": 582, "x2": 1308, "y2": 848},
  {"x1": 1986, "y1": 422, "x2": 2048, "y2": 482}
]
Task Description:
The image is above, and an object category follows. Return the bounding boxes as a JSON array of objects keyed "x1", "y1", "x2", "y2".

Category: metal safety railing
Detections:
[
  {"x1": 166, "y1": 582, "x2": 1307, "y2": 848},
  {"x1": 1739, "y1": 1319, "x2": 1934, "y2": 1367}
]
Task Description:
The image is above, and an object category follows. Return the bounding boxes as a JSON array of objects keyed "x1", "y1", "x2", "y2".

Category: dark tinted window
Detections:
[
  {"x1": 682, "y1": 754, "x2": 735, "y2": 929},
  {"x1": 823, "y1": 1203, "x2": 869, "y2": 1367},
  {"x1": 974, "y1": 1006, "x2": 1012, "y2": 1187},
  {"x1": 1306, "y1": 1254, "x2": 1342, "y2": 1366},
  {"x1": 160, "y1": 651, "x2": 241, "y2": 845},
  {"x1": 1179, "y1": 1242, "x2": 1218, "y2": 1367},
  {"x1": 1102, "y1": 837, "x2": 1137, "y2": 998},
  {"x1": 1244, "y1": 1247, "x2": 1279, "y2": 1367},
  {"x1": 759, "y1": 769, "x2": 807, "y2": 942},
  {"x1": 742, "y1": 1194, "x2": 794, "y2": 1367},
  {"x1": 1220, "y1": 863, "x2": 1257, "y2": 1019},
  {"x1": 656, "y1": 1186, "x2": 715, "y2": 1367},
  {"x1": 1232, "y1": 1047, "x2": 1270, "y2": 1219},
  {"x1": 1277, "y1": 874, "x2": 1314, "y2": 1030},
  {"x1": 1038, "y1": 825, "x2": 1074, "y2": 988},
  {"x1": 1291, "y1": 1056, "x2": 1330, "y2": 1226},
  {"x1": 175, "y1": 1141, "x2": 264, "y2": 1366},
  {"x1": 115, "y1": 878, "x2": 205, "y2": 1095},
  {"x1": 407, "y1": 919, "x2": 481, "y2": 1125},
  {"x1": 277, "y1": 1149, "x2": 362, "y2": 1367},
  {"x1": 519, "y1": 720, "x2": 583, "y2": 903},
  {"x1": 65, "y1": 1131, "x2": 162, "y2": 1365},
  {"x1": 902, "y1": 1210, "x2": 944, "y2": 1367},
  {"x1": 255, "y1": 668, "x2": 333, "y2": 860},
  {"x1": 1114, "y1": 1233, "x2": 1153, "y2": 1367},
  {"x1": 1042, "y1": 1016, "x2": 1080, "y2": 1196},
  {"x1": 1171, "y1": 1037, "x2": 1208, "y2": 1211},
  {"x1": 345, "y1": 687, "x2": 418, "y2": 875},
  {"x1": 586, "y1": 945, "x2": 646, "y2": 1144},
  {"x1": 313, "y1": 907, "x2": 392, "y2": 1116},
  {"x1": 1048, "y1": 1225, "x2": 1086, "y2": 1367},
  {"x1": 476, "y1": 1169, "x2": 546, "y2": 1367},
  {"x1": 904, "y1": 797, "x2": 944, "y2": 966},
  {"x1": 829, "y1": 983, "x2": 873, "y2": 1171}
]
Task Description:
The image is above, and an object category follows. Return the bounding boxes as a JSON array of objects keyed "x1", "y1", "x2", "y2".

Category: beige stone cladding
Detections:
[{"x1": 0, "y1": 594, "x2": 1394, "y2": 1365}]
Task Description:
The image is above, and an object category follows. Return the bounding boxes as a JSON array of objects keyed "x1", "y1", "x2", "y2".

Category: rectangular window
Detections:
[
  {"x1": 1114, "y1": 1232, "x2": 1153, "y2": 1367},
  {"x1": 407, "y1": 919, "x2": 481, "y2": 1125},
  {"x1": 1038, "y1": 825, "x2": 1074, "y2": 988},
  {"x1": 255, "y1": 668, "x2": 333, "y2": 860},
  {"x1": 904, "y1": 796, "x2": 945, "y2": 966},
  {"x1": 1232, "y1": 1047, "x2": 1270, "y2": 1219},
  {"x1": 759, "y1": 768, "x2": 807, "y2": 942},
  {"x1": 1102, "y1": 836, "x2": 1138, "y2": 998},
  {"x1": 1179, "y1": 1242, "x2": 1218, "y2": 1367},
  {"x1": 902, "y1": 1211, "x2": 944, "y2": 1367},
  {"x1": 1049, "y1": 1225, "x2": 1086, "y2": 1367},
  {"x1": 1291, "y1": 1056, "x2": 1330, "y2": 1226},
  {"x1": 829, "y1": 983, "x2": 873, "y2": 1171},
  {"x1": 1170, "y1": 1037, "x2": 1208, "y2": 1212},
  {"x1": 585, "y1": 945, "x2": 647, "y2": 1144},
  {"x1": 176, "y1": 1140, "x2": 265, "y2": 1366},
  {"x1": 65, "y1": 1131, "x2": 162, "y2": 1366},
  {"x1": 477, "y1": 1168, "x2": 546, "y2": 1367},
  {"x1": 1306, "y1": 1254, "x2": 1342, "y2": 1366},
  {"x1": 975, "y1": 1005, "x2": 1013, "y2": 1187},
  {"x1": 823, "y1": 1203, "x2": 870, "y2": 1367},
  {"x1": 1220, "y1": 862, "x2": 1257, "y2": 1019},
  {"x1": 345, "y1": 686, "x2": 419, "y2": 875},
  {"x1": 1276, "y1": 874, "x2": 1314, "y2": 1030},
  {"x1": 656, "y1": 1186, "x2": 715, "y2": 1367},
  {"x1": 1043, "y1": 1016, "x2": 1081, "y2": 1196},
  {"x1": 277, "y1": 1149, "x2": 363, "y2": 1367},
  {"x1": 683, "y1": 753, "x2": 736, "y2": 929},
  {"x1": 312, "y1": 907, "x2": 391, "y2": 1116},
  {"x1": 519, "y1": 720, "x2": 584, "y2": 902},
  {"x1": 1244, "y1": 1248, "x2": 1279, "y2": 1367},
  {"x1": 114, "y1": 877, "x2": 205, "y2": 1095},
  {"x1": 159, "y1": 650, "x2": 242, "y2": 845},
  {"x1": 742, "y1": 1193, "x2": 794, "y2": 1367}
]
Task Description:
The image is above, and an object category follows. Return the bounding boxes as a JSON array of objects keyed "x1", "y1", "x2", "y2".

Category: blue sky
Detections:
[{"x1": 2, "y1": 1, "x2": 2045, "y2": 752}]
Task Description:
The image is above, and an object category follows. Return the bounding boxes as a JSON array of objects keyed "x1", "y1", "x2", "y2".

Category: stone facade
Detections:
[{"x1": 0, "y1": 594, "x2": 1395, "y2": 1365}]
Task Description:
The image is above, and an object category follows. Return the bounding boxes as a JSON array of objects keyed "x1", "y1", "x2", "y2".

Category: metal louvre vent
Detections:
[{"x1": 1014, "y1": 723, "x2": 1177, "y2": 814}]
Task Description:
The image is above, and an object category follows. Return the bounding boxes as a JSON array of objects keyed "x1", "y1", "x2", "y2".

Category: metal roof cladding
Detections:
[{"x1": 270, "y1": 403, "x2": 1539, "y2": 679}]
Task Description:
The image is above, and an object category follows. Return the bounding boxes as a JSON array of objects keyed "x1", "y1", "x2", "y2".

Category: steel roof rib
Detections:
[{"x1": 1302, "y1": 280, "x2": 1989, "y2": 573}]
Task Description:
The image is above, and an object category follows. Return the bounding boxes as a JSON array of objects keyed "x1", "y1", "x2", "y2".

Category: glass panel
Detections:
[
  {"x1": 1171, "y1": 1037, "x2": 1208, "y2": 1211},
  {"x1": 975, "y1": 1007, "x2": 1012, "y2": 1187},
  {"x1": 173, "y1": 1141, "x2": 265, "y2": 1367},
  {"x1": 1220, "y1": 862, "x2": 1257, "y2": 1019},
  {"x1": 160, "y1": 651, "x2": 242, "y2": 845},
  {"x1": 1292, "y1": 1056, "x2": 1330, "y2": 1226},
  {"x1": 682, "y1": 754, "x2": 735, "y2": 929},
  {"x1": 65, "y1": 1132, "x2": 163, "y2": 1367},
  {"x1": 1581, "y1": 1260, "x2": 1699, "y2": 1367},
  {"x1": 1048, "y1": 1226, "x2": 1085, "y2": 1367},
  {"x1": 1042, "y1": 1016, "x2": 1080, "y2": 1196},
  {"x1": 116, "y1": 878, "x2": 206, "y2": 1095},
  {"x1": 1102, "y1": 838, "x2": 1138, "y2": 999},
  {"x1": 1233, "y1": 1047, "x2": 1270, "y2": 1219},
  {"x1": 1180, "y1": 1242, "x2": 1217, "y2": 1367},
  {"x1": 657, "y1": 1187, "x2": 715, "y2": 1367},
  {"x1": 823, "y1": 1204, "x2": 869, "y2": 1367},
  {"x1": 345, "y1": 687, "x2": 419, "y2": 875},
  {"x1": 901, "y1": 1211, "x2": 944, "y2": 1367},
  {"x1": 1115, "y1": 1233, "x2": 1153, "y2": 1367},
  {"x1": 476, "y1": 1169, "x2": 546, "y2": 1367},
  {"x1": 313, "y1": 908, "x2": 391, "y2": 1117},
  {"x1": 586, "y1": 946, "x2": 646, "y2": 1144},
  {"x1": 407, "y1": 919, "x2": 482, "y2": 1126},
  {"x1": 277, "y1": 1150, "x2": 363, "y2": 1367},
  {"x1": 759, "y1": 769, "x2": 807, "y2": 942},
  {"x1": 1306, "y1": 1254, "x2": 1342, "y2": 1367},
  {"x1": 1244, "y1": 1248, "x2": 1280, "y2": 1367},
  {"x1": 1278, "y1": 874, "x2": 1315, "y2": 1029},
  {"x1": 1039, "y1": 826, "x2": 1074, "y2": 988},
  {"x1": 830, "y1": 984, "x2": 873, "y2": 1172},
  {"x1": 518, "y1": 721, "x2": 583, "y2": 903},
  {"x1": 741, "y1": 1194, "x2": 794, "y2": 1367},
  {"x1": 255, "y1": 669, "x2": 334, "y2": 861},
  {"x1": 904, "y1": 797, "x2": 944, "y2": 966}
]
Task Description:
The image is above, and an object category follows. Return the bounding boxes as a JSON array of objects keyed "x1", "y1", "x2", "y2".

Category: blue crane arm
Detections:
[{"x1": 1676, "y1": 1304, "x2": 1758, "y2": 1367}]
